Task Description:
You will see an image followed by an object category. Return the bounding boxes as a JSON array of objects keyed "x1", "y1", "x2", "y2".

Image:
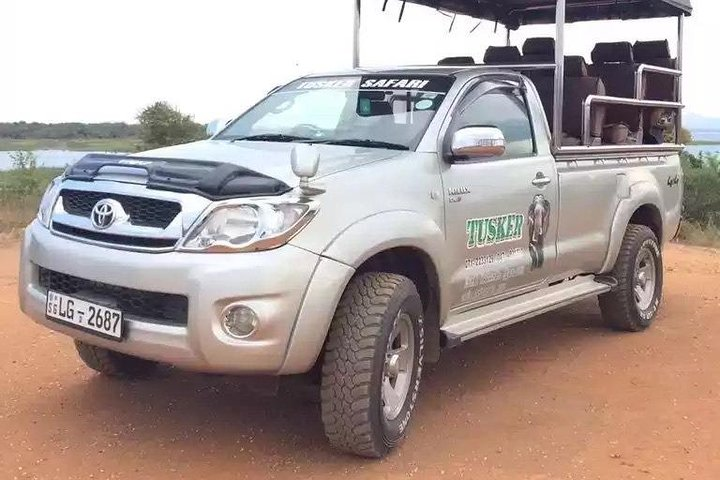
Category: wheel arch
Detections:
[
  {"x1": 354, "y1": 246, "x2": 443, "y2": 363},
  {"x1": 629, "y1": 204, "x2": 663, "y2": 245},
  {"x1": 321, "y1": 211, "x2": 446, "y2": 364},
  {"x1": 600, "y1": 183, "x2": 665, "y2": 274},
  {"x1": 280, "y1": 211, "x2": 447, "y2": 374}
]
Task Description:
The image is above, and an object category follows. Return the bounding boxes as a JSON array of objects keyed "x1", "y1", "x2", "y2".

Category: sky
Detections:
[{"x1": 0, "y1": 0, "x2": 713, "y2": 124}]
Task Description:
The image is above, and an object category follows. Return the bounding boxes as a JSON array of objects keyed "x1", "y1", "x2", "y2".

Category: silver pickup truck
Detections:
[{"x1": 19, "y1": 0, "x2": 689, "y2": 458}]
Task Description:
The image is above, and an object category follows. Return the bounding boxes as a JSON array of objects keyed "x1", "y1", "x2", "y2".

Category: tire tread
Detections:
[
  {"x1": 320, "y1": 272, "x2": 413, "y2": 458},
  {"x1": 599, "y1": 224, "x2": 660, "y2": 331}
]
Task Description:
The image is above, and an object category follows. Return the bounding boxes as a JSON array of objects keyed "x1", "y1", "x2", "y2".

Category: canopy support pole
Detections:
[
  {"x1": 353, "y1": 0, "x2": 361, "y2": 68},
  {"x1": 676, "y1": 14, "x2": 684, "y2": 142},
  {"x1": 553, "y1": 0, "x2": 566, "y2": 150}
]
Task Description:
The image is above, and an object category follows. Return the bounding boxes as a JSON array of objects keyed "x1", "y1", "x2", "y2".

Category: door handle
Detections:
[{"x1": 532, "y1": 174, "x2": 551, "y2": 187}]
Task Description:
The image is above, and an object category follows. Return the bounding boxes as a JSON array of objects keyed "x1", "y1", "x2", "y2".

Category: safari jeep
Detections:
[{"x1": 19, "y1": 0, "x2": 689, "y2": 458}]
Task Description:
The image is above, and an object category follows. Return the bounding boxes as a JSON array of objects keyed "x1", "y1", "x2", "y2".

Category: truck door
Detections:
[{"x1": 440, "y1": 81, "x2": 559, "y2": 311}]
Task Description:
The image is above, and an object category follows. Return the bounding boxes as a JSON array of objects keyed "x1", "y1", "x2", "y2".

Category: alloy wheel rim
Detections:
[
  {"x1": 634, "y1": 246, "x2": 657, "y2": 311},
  {"x1": 381, "y1": 311, "x2": 415, "y2": 421}
]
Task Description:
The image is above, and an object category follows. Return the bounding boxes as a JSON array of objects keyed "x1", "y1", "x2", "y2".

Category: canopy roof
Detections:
[{"x1": 403, "y1": 0, "x2": 692, "y2": 29}]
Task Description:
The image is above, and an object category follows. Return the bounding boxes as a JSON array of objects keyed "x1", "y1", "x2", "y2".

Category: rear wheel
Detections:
[
  {"x1": 74, "y1": 340, "x2": 158, "y2": 378},
  {"x1": 599, "y1": 224, "x2": 663, "y2": 331},
  {"x1": 321, "y1": 272, "x2": 424, "y2": 458}
]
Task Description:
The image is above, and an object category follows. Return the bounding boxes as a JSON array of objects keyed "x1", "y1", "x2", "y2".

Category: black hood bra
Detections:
[{"x1": 65, "y1": 153, "x2": 292, "y2": 200}]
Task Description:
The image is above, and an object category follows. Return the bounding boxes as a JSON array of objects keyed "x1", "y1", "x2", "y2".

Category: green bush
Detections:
[
  {"x1": 681, "y1": 151, "x2": 720, "y2": 225},
  {"x1": 677, "y1": 220, "x2": 720, "y2": 248},
  {"x1": 137, "y1": 101, "x2": 205, "y2": 150},
  {"x1": 1, "y1": 151, "x2": 43, "y2": 200},
  {"x1": 0, "y1": 152, "x2": 63, "y2": 234}
]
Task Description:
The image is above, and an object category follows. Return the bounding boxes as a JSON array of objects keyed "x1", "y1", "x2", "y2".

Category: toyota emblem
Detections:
[{"x1": 91, "y1": 199, "x2": 122, "y2": 230}]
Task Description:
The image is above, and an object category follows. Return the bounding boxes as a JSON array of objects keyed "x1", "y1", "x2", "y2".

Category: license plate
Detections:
[{"x1": 46, "y1": 290, "x2": 123, "y2": 341}]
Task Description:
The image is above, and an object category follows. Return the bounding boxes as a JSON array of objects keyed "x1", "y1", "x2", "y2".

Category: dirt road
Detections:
[{"x1": 1, "y1": 243, "x2": 719, "y2": 480}]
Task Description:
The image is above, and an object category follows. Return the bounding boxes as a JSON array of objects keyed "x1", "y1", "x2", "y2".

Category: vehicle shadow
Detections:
[{"x1": 28, "y1": 298, "x2": 615, "y2": 465}]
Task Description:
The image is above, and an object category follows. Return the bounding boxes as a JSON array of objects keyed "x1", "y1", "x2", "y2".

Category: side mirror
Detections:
[
  {"x1": 206, "y1": 118, "x2": 230, "y2": 138},
  {"x1": 291, "y1": 144, "x2": 323, "y2": 196},
  {"x1": 450, "y1": 126, "x2": 505, "y2": 161}
]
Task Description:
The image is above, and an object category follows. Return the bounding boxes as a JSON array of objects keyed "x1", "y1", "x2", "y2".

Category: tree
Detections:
[
  {"x1": 679, "y1": 127, "x2": 693, "y2": 145},
  {"x1": 136, "y1": 101, "x2": 205, "y2": 150}
]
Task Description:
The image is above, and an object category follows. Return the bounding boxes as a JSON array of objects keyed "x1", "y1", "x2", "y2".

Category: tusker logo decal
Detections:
[
  {"x1": 528, "y1": 194, "x2": 551, "y2": 270},
  {"x1": 296, "y1": 79, "x2": 358, "y2": 89},
  {"x1": 466, "y1": 213, "x2": 524, "y2": 249}
]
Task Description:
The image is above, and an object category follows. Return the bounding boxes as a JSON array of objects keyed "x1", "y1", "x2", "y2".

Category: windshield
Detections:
[{"x1": 216, "y1": 75, "x2": 454, "y2": 150}]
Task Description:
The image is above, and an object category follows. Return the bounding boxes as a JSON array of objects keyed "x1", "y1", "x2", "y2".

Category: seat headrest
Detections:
[
  {"x1": 523, "y1": 37, "x2": 555, "y2": 56},
  {"x1": 438, "y1": 56, "x2": 475, "y2": 66},
  {"x1": 633, "y1": 40, "x2": 671, "y2": 62},
  {"x1": 591, "y1": 42, "x2": 634, "y2": 64},
  {"x1": 484, "y1": 46, "x2": 522, "y2": 64},
  {"x1": 564, "y1": 56, "x2": 588, "y2": 77}
]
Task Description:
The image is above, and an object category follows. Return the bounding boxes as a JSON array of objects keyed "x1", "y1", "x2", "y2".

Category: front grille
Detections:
[
  {"x1": 61, "y1": 189, "x2": 181, "y2": 228},
  {"x1": 52, "y1": 222, "x2": 178, "y2": 249},
  {"x1": 39, "y1": 267, "x2": 188, "y2": 326}
]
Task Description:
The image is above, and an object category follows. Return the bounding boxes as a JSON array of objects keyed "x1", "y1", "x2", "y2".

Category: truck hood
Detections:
[{"x1": 135, "y1": 140, "x2": 405, "y2": 186}]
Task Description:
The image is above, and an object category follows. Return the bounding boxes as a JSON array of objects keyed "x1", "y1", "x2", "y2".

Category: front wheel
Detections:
[
  {"x1": 599, "y1": 224, "x2": 663, "y2": 331},
  {"x1": 75, "y1": 340, "x2": 158, "y2": 378},
  {"x1": 321, "y1": 272, "x2": 424, "y2": 458}
]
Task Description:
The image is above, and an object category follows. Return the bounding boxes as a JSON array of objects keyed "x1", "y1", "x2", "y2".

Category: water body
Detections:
[
  {"x1": 691, "y1": 130, "x2": 720, "y2": 142},
  {"x1": 1, "y1": 144, "x2": 719, "y2": 172},
  {"x1": 0, "y1": 150, "x2": 96, "y2": 171},
  {"x1": 684, "y1": 144, "x2": 720, "y2": 156}
]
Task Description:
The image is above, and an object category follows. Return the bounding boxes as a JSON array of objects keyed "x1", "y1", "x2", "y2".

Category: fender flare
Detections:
[
  {"x1": 322, "y1": 210, "x2": 446, "y2": 271},
  {"x1": 600, "y1": 181, "x2": 664, "y2": 274},
  {"x1": 322, "y1": 210, "x2": 449, "y2": 321}
]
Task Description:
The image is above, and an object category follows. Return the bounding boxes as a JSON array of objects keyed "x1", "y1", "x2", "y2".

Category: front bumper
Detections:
[{"x1": 19, "y1": 221, "x2": 353, "y2": 375}]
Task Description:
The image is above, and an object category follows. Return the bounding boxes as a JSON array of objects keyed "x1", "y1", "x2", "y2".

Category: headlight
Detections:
[
  {"x1": 180, "y1": 200, "x2": 316, "y2": 252},
  {"x1": 37, "y1": 177, "x2": 62, "y2": 228}
]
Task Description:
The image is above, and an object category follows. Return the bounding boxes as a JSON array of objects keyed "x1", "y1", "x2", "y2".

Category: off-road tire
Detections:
[
  {"x1": 599, "y1": 224, "x2": 663, "y2": 331},
  {"x1": 321, "y1": 272, "x2": 424, "y2": 458},
  {"x1": 74, "y1": 340, "x2": 158, "y2": 378}
]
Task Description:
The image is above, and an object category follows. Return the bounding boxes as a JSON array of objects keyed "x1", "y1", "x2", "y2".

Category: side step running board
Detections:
[{"x1": 442, "y1": 276, "x2": 612, "y2": 348}]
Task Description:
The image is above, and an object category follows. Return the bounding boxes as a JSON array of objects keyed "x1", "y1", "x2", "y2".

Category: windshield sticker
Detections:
[
  {"x1": 283, "y1": 75, "x2": 453, "y2": 94},
  {"x1": 415, "y1": 99, "x2": 434, "y2": 110},
  {"x1": 466, "y1": 213, "x2": 524, "y2": 249},
  {"x1": 295, "y1": 78, "x2": 359, "y2": 90},
  {"x1": 360, "y1": 75, "x2": 454, "y2": 93},
  {"x1": 360, "y1": 78, "x2": 430, "y2": 89},
  {"x1": 528, "y1": 194, "x2": 551, "y2": 270}
]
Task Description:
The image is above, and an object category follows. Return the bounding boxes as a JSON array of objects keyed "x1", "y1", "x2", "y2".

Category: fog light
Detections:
[{"x1": 222, "y1": 305, "x2": 258, "y2": 338}]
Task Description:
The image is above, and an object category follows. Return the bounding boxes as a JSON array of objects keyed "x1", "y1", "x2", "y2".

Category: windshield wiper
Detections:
[
  {"x1": 230, "y1": 134, "x2": 313, "y2": 143},
  {"x1": 314, "y1": 138, "x2": 409, "y2": 151}
]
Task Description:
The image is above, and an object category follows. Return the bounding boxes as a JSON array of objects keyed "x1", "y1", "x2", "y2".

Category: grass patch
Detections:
[
  {"x1": 677, "y1": 221, "x2": 720, "y2": 248},
  {"x1": 0, "y1": 137, "x2": 140, "y2": 152},
  {"x1": 0, "y1": 166, "x2": 63, "y2": 235}
]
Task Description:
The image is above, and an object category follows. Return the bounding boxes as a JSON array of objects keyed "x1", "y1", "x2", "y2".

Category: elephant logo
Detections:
[{"x1": 528, "y1": 194, "x2": 550, "y2": 270}]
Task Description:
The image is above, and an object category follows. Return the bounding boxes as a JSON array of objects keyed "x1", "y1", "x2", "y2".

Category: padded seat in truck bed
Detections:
[{"x1": 589, "y1": 42, "x2": 640, "y2": 134}]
